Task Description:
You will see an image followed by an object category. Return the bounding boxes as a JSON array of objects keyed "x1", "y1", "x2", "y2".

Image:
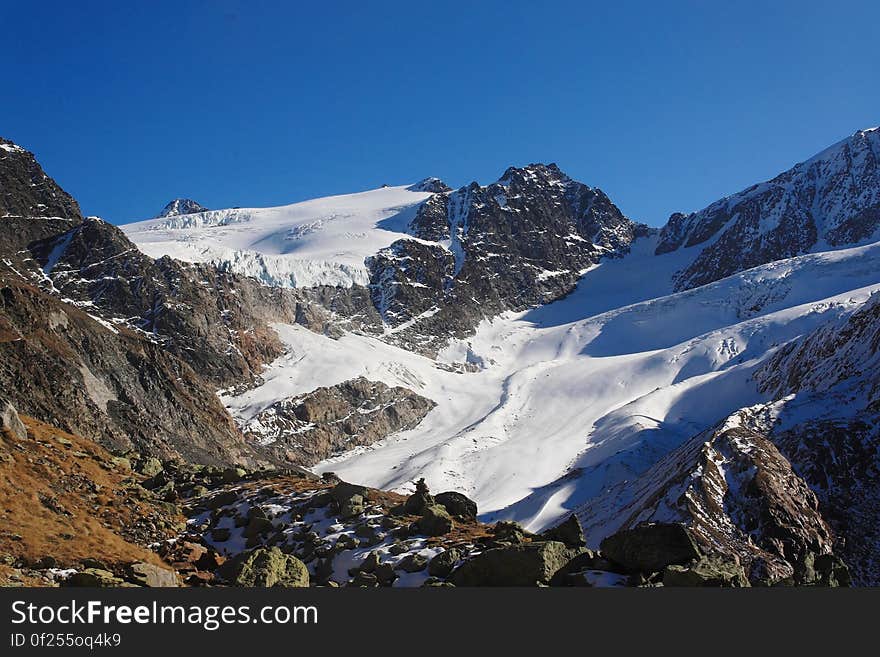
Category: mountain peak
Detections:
[
  {"x1": 407, "y1": 177, "x2": 451, "y2": 193},
  {"x1": 0, "y1": 136, "x2": 82, "y2": 220},
  {"x1": 157, "y1": 198, "x2": 208, "y2": 218}
]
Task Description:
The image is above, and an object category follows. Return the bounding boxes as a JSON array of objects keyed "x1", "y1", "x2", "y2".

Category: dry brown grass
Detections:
[{"x1": 0, "y1": 416, "x2": 179, "y2": 572}]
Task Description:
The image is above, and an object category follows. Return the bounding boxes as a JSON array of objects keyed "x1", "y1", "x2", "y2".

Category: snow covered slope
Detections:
[
  {"x1": 223, "y1": 234, "x2": 880, "y2": 530},
  {"x1": 123, "y1": 184, "x2": 437, "y2": 287}
]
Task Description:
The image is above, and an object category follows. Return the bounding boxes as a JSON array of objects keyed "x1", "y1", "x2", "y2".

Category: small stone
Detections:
[
  {"x1": 428, "y1": 548, "x2": 461, "y2": 578},
  {"x1": 397, "y1": 553, "x2": 429, "y2": 573}
]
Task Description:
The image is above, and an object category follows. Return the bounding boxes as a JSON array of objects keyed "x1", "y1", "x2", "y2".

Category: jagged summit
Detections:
[
  {"x1": 657, "y1": 126, "x2": 880, "y2": 290},
  {"x1": 407, "y1": 177, "x2": 451, "y2": 193},
  {"x1": 0, "y1": 136, "x2": 82, "y2": 220},
  {"x1": 157, "y1": 198, "x2": 209, "y2": 218}
]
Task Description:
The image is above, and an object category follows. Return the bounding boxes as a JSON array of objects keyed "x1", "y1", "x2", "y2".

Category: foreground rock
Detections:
[
  {"x1": 600, "y1": 523, "x2": 702, "y2": 574},
  {"x1": 450, "y1": 541, "x2": 581, "y2": 586},
  {"x1": 222, "y1": 548, "x2": 309, "y2": 587},
  {"x1": 434, "y1": 491, "x2": 478, "y2": 519},
  {"x1": 663, "y1": 557, "x2": 750, "y2": 587}
]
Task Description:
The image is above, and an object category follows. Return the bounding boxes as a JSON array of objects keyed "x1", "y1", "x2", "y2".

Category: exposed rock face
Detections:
[
  {"x1": 0, "y1": 279, "x2": 260, "y2": 464},
  {"x1": 23, "y1": 215, "x2": 378, "y2": 389},
  {"x1": 0, "y1": 397, "x2": 27, "y2": 440},
  {"x1": 157, "y1": 198, "x2": 208, "y2": 218},
  {"x1": 754, "y1": 291, "x2": 880, "y2": 584},
  {"x1": 407, "y1": 177, "x2": 452, "y2": 193},
  {"x1": 579, "y1": 421, "x2": 839, "y2": 585},
  {"x1": 369, "y1": 163, "x2": 648, "y2": 353},
  {"x1": 243, "y1": 377, "x2": 435, "y2": 466},
  {"x1": 0, "y1": 137, "x2": 385, "y2": 466},
  {"x1": 756, "y1": 290, "x2": 880, "y2": 407},
  {"x1": 658, "y1": 128, "x2": 880, "y2": 291},
  {"x1": 772, "y1": 419, "x2": 879, "y2": 585},
  {"x1": 540, "y1": 514, "x2": 586, "y2": 548},
  {"x1": 0, "y1": 138, "x2": 81, "y2": 220}
]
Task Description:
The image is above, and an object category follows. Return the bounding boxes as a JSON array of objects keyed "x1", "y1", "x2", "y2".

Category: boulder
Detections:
[
  {"x1": 489, "y1": 520, "x2": 533, "y2": 545},
  {"x1": 449, "y1": 541, "x2": 579, "y2": 586},
  {"x1": 541, "y1": 515, "x2": 586, "y2": 548},
  {"x1": 374, "y1": 562, "x2": 398, "y2": 586},
  {"x1": 397, "y1": 553, "x2": 429, "y2": 573},
  {"x1": 206, "y1": 490, "x2": 240, "y2": 509},
  {"x1": 663, "y1": 557, "x2": 750, "y2": 587},
  {"x1": 434, "y1": 491, "x2": 478, "y2": 519},
  {"x1": 340, "y1": 494, "x2": 365, "y2": 519},
  {"x1": 349, "y1": 571, "x2": 379, "y2": 587},
  {"x1": 0, "y1": 398, "x2": 26, "y2": 440},
  {"x1": 329, "y1": 481, "x2": 369, "y2": 506},
  {"x1": 225, "y1": 547, "x2": 309, "y2": 587},
  {"x1": 418, "y1": 505, "x2": 454, "y2": 536},
  {"x1": 599, "y1": 523, "x2": 701, "y2": 573},
  {"x1": 549, "y1": 550, "x2": 622, "y2": 586},
  {"x1": 126, "y1": 562, "x2": 179, "y2": 587},
  {"x1": 428, "y1": 548, "x2": 461, "y2": 578},
  {"x1": 139, "y1": 457, "x2": 164, "y2": 478}
]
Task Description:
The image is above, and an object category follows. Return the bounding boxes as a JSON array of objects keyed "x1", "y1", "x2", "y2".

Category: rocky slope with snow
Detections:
[
  {"x1": 0, "y1": 139, "x2": 381, "y2": 465},
  {"x1": 658, "y1": 127, "x2": 880, "y2": 290}
]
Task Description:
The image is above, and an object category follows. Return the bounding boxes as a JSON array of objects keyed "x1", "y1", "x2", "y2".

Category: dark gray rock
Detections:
[
  {"x1": 244, "y1": 378, "x2": 435, "y2": 466},
  {"x1": 599, "y1": 523, "x2": 702, "y2": 574},
  {"x1": 397, "y1": 553, "x2": 429, "y2": 573},
  {"x1": 418, "y1": 505, "x2": 454, "y2": 536},
  {"x1": 434, "y1": 491, "x2": 477, "y2": 519},
  {"x1": 449, "y1": 541, "x2": 581, "y2": 586},
  {"x1": 663, "y1": 556, "x2": 750, "y2": 587},
  {"x1": 541, "y1": 514, "x2": 586, "y2": 548},
  {"x1": 427, "y1": 548, "x2": 461, "y2": 578}
]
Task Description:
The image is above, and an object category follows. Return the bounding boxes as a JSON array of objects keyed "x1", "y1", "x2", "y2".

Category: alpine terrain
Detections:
[{"x1": 1, "y1": 127, "x2": 878, "y2": 587}]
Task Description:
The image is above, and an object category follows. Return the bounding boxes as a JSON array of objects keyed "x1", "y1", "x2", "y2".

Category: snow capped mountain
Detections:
[
  {"x1": 5, "y1": 127, "x2": 880, "y2": 585},
  {"x1": 125, "y1": 184, "x2": 437, "y2": 287},
  {"x1": 156, "y1": 198, "x2": 209, "y2": 217},
  {"x1": 659, "y1": 127, "x2": 880, "y2": 290}
]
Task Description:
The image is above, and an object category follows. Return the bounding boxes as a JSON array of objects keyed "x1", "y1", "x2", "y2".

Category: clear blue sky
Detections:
[{"x1": 2, "y1": 0, "x2": 878, "y2": 226}]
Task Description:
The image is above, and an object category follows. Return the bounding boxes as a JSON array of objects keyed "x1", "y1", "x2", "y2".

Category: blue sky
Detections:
[{"x1": 2, "y1": 0, "x2": 878, "y2": 225}]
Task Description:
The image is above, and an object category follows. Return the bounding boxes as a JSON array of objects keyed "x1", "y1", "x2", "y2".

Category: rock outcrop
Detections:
[
  {"x1": 577, "y1": 420, "x2": 842, "y2": 585},
  {"x1": 243, "y1": 377, "x2": 435, "y2": 465}
]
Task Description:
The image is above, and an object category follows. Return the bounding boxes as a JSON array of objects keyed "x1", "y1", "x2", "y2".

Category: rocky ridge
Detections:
[
  {"x1": 368, "y1": 163, "x2": 649, "y2": 353},
  {"x1": 659, "y1": 127, "x2": 880, "y2": 291}
]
